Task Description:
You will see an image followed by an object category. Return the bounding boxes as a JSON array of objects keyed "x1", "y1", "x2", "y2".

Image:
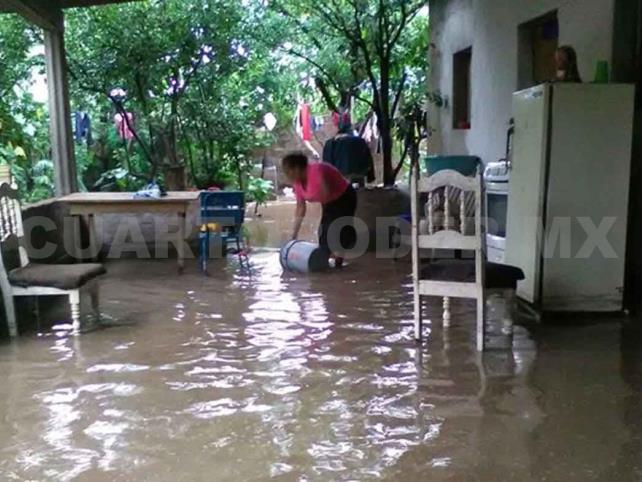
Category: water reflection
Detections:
[{"x1": 0, "y1": 252, "x2": 639, "y2": 480}]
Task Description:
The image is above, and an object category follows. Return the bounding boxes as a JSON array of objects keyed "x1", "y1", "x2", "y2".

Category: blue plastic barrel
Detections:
[{"x1": 280, "y1": 240, "x2": 329, "y2": 273}]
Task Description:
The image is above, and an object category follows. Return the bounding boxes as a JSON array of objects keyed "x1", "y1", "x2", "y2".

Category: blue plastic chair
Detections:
[{"x1": 199, "y1": 191, "x2": 246, "y2": 272}]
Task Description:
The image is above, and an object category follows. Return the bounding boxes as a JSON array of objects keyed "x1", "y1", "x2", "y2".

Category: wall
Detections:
[
  {"x1": 428, "y1": 0, "x2": 475, "y2": 155},
  {"x1": 612, "y1": 0, "x2": 642, "y2": 311},
  {"x1": 256, "y1": 117, "x2": 339, "y2": 191},
  {"x1": 429, "y1": 0, "x2": 616, "y2": 163}
]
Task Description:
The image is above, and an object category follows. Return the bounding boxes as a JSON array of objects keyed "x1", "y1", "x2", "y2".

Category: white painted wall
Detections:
[
  {"x1": 427, "y1": 0, "x2": 475, "y2": 155},
  {"x1": 428, "y1": 0, "x2": 616, "y2": 163}
]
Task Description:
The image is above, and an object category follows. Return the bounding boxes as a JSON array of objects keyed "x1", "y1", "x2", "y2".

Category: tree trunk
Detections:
[
  {"x1": 378, "y1": 59, "x2": 395, "y2": 186},
  {"x1": 163, "y1": 164, "x2": 186, "y2": 190},
  {"x1": 379, "y1": 114, "x2": 394, "y2": 185}
]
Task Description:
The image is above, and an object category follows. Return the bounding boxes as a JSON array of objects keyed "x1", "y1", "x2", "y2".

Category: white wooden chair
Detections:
[
  {"x1": 410, "y1": 166, "x2": 523, "y2": 351},
  {"x1": 0, "y1": 183, "x2": 106, "y2": 336}
]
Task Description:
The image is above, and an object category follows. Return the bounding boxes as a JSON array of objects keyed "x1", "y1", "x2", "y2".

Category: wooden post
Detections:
[
  {"x1": 0, "y1": 1, "x2": 60, "y2": 31},
  {"x1": 475, "y1": 168, "x2": 486, "y2": 352},
  {"x1": 44, "y1": 11, "x2": 78, "y2": 196},
  {"x1": 411, "y1": 161, "x2": 422, "y2": 342}
]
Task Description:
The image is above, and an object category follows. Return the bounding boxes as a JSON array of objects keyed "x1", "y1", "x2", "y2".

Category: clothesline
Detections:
[
  {"x1": 71, "y1": 110, "x2": 137, "y2": 146},
  {"x1": 293, "y1": 102, "x2": 380, "y2": 143}
]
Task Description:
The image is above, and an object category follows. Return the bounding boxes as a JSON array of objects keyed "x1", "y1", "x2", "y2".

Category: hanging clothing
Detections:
[
  {"x1": 323, "y1": 133, "x2": 375, "y2": 183},
  {"x1": 294, "y1": 103, "x2": 315, "y2": 141},
  {"x1": 300, "y1": 103, "x2": 312, "y2": 141},
  {"x1": 362, "y1": 112, "x2": 382, "y2": 154},
  {"x1": 312, "y1": 116, "x2": 324, "y2": 132},
  {"x1": 74, "y1": 112, "x2": 93, "y2": 146},
  {"x1": 362, "y1": 112, "x2": 379, "y2": 144},
  {"x1": 332, "y1": 109, "x2": 351, "y2": 130},
  {"x1": 114, "y1": 112, "x2": 135, "y2": 140},
  {"x1": 294, "y1": 106, "x2": 303, "y2": 138}
]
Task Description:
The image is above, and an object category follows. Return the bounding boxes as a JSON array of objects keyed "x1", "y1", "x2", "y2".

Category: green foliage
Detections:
[
  {"x1": 0, "y1": 15, "x2": 41, "y2": 100},
  {"x1": 0, "y1": 1, "x2": 428, "y2": 203},
  {"x1": 0, "y1": 14, "x2": 52, "y2": 202},
  {"x1": 65, "y1": 0, "x2": 287, "y2": 191},
  {"x1": 16, "y1": 159, "x2": 55, "y2": 203},
  {"x1": 262, "y1": 0, "x2": 429, "y2": 184},
  {"x1": 1, "y1": 141, "x2": 55, "y2": 202},
  {"x1": 245, "y1": 176, "x2": 274, "y2": 207}
]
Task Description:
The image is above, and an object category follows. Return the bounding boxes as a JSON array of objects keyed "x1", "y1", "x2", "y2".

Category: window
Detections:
[
  {"x1": 518, "y1": 11, "x2": 559, "y2": 89},
  {"x1": 453, "y1": 47, "x2": 472, "y2": 130}
]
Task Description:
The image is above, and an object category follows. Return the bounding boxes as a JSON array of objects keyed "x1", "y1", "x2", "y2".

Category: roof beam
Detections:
[
  {"x1": 60, "y1": 0, "x2": 141, "y2": 7},
  {"x1": 0, "y1": 0, "x2": 142, "y2": 20},
  {"x1": 0, "y1": 0, "x2": 62, "y2": 30}
]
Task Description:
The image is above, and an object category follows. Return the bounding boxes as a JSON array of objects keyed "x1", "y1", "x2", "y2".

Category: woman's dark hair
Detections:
[
  {"x1": 282, "y1": 152, "x2": 309, "y2": 171},
  {"x1": 558, "y1": 46, "x2": 582, "y2": 83}
]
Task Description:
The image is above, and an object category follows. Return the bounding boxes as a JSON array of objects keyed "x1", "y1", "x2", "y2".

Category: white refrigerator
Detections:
[{"x1": 505, "y1": 83, "x2": 635, "y2": 312}]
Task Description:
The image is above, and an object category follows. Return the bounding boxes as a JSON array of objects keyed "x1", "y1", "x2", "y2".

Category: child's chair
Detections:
[{"x1": 199, "y1": 191, "x2": 247, "y2": 272}]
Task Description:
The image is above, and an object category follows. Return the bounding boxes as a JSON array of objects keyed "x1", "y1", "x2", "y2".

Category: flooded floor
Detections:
[{"x1": 0, "y1": 252, "x2": 640, "y2": 481}]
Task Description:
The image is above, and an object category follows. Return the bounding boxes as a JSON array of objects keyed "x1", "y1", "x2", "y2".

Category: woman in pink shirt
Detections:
[{"x1": 282, "y1": 152, "x2": 357, "y2": 267}]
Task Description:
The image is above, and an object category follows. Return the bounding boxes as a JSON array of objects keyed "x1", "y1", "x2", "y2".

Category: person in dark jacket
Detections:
[{"x1": 322, "y1": 123, "x2": 375, "y2": 186}]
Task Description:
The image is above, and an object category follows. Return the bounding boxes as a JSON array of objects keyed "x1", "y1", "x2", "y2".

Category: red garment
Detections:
[
  {"x1": 332, "y1": 110, "x2": 351, "y2": 129},
  {"x1": 293, "y1": 162, "x2": 349, "y2": 204},
  {"x1": 114, "y1": 112, "x2": 135, "y2": 140},
  {"x1": 300, "y1": 103, "x2": 312, "y2": 141}
]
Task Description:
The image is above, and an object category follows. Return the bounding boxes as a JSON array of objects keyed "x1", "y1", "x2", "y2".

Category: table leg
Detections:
[
  {"x1": 72, "y1": 214, "x2": 82, "y2": 263},
  {"x1": 178, "y1": 210, "x2": 186, "y2": 273},
  {"x1": 87, "y1": 214, "x2": 98, "y2": 262}
]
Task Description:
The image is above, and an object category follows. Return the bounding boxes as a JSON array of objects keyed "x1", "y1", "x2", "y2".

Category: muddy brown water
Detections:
[{"x1": 0, "y1": 252, "x2": 640, "y2": 481}]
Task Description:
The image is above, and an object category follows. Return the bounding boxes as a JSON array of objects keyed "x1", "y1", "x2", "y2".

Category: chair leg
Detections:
[
  {"x1": 392, "y1": 221, "x2": 401, "y2": 261},
  {"x1": 69, "y1": 290, "x2": 81, "y2": 333},
  {"x1": 33, "y1": 297, "x2": 41, "y2": 333},
  {"x1": 413, "y1": 294, "x2": 422, "y2": 342},
  {"x1": 200, "y1": 231, "x2": 209, "y2": 273},
  {"x1": 476, "y1": 294, "x2": 485, "y2": 352},
  {"x1": 443, "y1": 297, "x2": 451, "y2": 327},
  {"x1": 2, "y1": 291, "x2": 18, "y2": 338},
  {"x1": 502, "y1": 289, "x2": 515, "y2": 336}
]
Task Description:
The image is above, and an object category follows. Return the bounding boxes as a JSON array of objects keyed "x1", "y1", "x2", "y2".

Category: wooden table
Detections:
[{"x1": 59, "y1": 191, "x2": 200, "y2": 272}]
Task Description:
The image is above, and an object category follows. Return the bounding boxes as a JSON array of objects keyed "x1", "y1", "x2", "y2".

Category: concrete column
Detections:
[{"x1": 44, "y1": 12, "x2": 77, "y2": 196}]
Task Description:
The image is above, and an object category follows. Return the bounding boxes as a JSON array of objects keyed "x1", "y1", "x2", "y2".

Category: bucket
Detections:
[
  {"x1": 280, "y1": 240, "x2": 329, "y2": 273},
  {"x1": 424, "y1": 156, "x2": 481, "y2": 176}
]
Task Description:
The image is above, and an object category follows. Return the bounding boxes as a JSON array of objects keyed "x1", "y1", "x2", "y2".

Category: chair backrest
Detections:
[
  {"x1": 0, "y1": 183, "x2": 28, "y2": 278},
  {"x1": 200, "y1": 191, "x2": 245, "y2": 227},
  {"x1": 0, "y1": 165, "x2": 12, "y2": 186},
  {"x1": 412, "y1": 167, "x2": 484, "y2": 252}
]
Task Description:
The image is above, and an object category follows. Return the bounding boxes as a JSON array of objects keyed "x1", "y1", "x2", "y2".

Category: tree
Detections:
[
  {"x1": 65, "y1": 0, "x2": 278, "y2": 189},
  {"x1": 0, "y1": 15, "x2": 54, "y2": 201},
  {"x1": 264, "y1": 0, "x2": 428, "y2": 185}
]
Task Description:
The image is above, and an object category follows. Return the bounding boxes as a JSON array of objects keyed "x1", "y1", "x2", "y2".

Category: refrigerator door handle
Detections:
[{"x1": 506, "y1": 119, "x2": 515, "y2": 170}]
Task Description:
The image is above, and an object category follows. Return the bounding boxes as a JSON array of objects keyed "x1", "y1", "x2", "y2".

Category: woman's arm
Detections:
[{"x1": 292, "y1": 199, "x2": 307, "y2": 239}]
